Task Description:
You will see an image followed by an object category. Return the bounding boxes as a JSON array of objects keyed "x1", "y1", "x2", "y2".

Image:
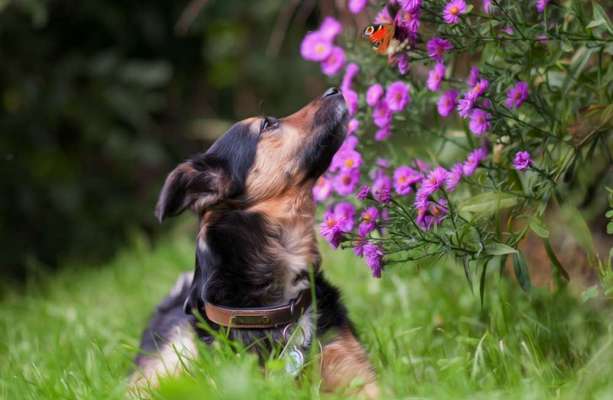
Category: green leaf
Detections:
[
  {"x1": 581, "y1": 285, "x2": 600, "y2": 303},
  {"x1": 463, "y1": 257, "x2": 474, "y2": 294},
  {"x1": 561, "y1": 205, "x2": 596, "y2": 257},
  {"x1": 563, "y1": 47, "x2": 597, "y2": 96},
  {"x1": 607, "y1": 222, "x2": 613, "y2": 235},
  {"x1": 485, "y1": 242, "x2": 517, "y2": 256},
  {"x1": 605, "y1": 210, "x2": 613, "y2": 218},
  {"x1": 529, "y1": 217, "x2": 550, "y2": 238},
  {"x1": 459, "y1": 192, "x2": 518, "y2": 216},
  {"x1": 543, "y1": 238, "x2": 570, "y2": 282},
  {"x1": 512, "y1": 252, "x2": 532, "y2": 292},
  {"x1": 592, "y1": 3, "x2": 613, "y2": 34},
  {"x1": 479, "y1": 260, "x2": 489, "y2": 309}
]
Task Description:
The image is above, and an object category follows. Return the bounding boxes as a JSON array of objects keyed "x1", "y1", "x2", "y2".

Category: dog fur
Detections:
[{"x1": 130, "y1": 89, "x2": 379, "y2": 398}]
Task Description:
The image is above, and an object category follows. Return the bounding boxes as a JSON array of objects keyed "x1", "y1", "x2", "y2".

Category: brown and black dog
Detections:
[{"x1": 130, "y1": 88, "x2": 379, "y2": 398}]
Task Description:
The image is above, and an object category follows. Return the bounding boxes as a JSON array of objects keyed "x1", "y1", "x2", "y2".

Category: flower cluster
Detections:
[
  {"x1": 366, "y1": 81, "x2": 411, "y2": 141},
  {"x1": 300, "y1": 17, "x2": 345, "y2": 77},
  {"x1": 317, "y1": 145, "x2": 488, "y2": 276},
  {"x1": 301, "y1": 0, "x2": 604, "y2": 283},
  {"x1": 314, "y1": 135, "x2": 362, "y2": 201}
]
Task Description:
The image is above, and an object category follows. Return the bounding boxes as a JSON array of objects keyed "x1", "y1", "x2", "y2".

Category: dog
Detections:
[{"x1": 129, "y1": 88, "x2": 379, "y2": 398}]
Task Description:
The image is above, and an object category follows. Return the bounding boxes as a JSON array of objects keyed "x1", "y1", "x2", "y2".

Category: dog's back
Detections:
[{"x1": 131, "y1": 272, "x2": 197, "y2": 389}]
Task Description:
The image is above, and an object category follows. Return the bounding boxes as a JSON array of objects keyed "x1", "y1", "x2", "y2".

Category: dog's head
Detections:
[{"x1": 155, "y1": 88, "x2": 347, "y2": 221}]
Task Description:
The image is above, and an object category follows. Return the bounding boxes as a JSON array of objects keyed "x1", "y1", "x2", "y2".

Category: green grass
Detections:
[{"x1": 1, "y1": 230, "x2": 612, "y2": 400}]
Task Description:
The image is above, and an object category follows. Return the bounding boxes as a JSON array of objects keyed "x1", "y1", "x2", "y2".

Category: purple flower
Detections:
[
  {"x1": 482, "y1": 0, "x2": 493, "y2": 13},
  {"x1": 396, "y1": 53, "x2": 410, "y2": 75},
  {"x1": 426, "y1": 63, "x2": 446, "y2": 92},
  {"x1": 416, "y1": 198, "x2": 448, "y2": 230},
  {"x1": 467, "y1": 66, "x2": 480, "y2": 86},
  {"x1": 536, "y1": 0, "x2": 549, "y2": 13},
  {"x1": 363, "y1": 242, "x2": 384, "y2": 278},
  {"x1": 313, "y1": 176, "x2": 333, "y2": 202},
  {"x1": 443, "y1": 0, "x2": 467, "y2": 24},
  {"x1": 400, "y1": 0, "x2": 422, "y2": 12},
  {"x1": 421, "y1": 166, "x2": 449, "y2": 196},
  {"x1": 502, "y1": 26, "x2": 514, "y2": 35},
  {"x1": 468, "y1": 79, "x2": 489, "y2": 99},
  {"x1": 347, "y1": 118, "x2": 360, "y2": 135},
  {"x1": 321, "y1": 46, "x2": 346, "y2": 76},
  {"x1": 468, "y1": 109, "x2": 491, "y2": 136},
  {"x1": 445, "y1": 163, "x2": 463, "y2": 192},
  {"x1": 372, "y1": 175, "x2": 392, "y2": 204},
  {"x1": 366, "y1": 84, "x2": 384, "y2": 107},
  {"x1": 505, "y1": 81, "x2": 529, "y2": 109},
  {"x1": 339, "y1": 135, "x2": 358, "y2": 152},
  {"x1": 393, "y1": 166, "x2": 422, "y2": 195},
  {"x1": 437, "y1": 90, "x2": 458, "y2": 117},
  {"x1": 537, "y1": 34, "x2": 549, "y2": 45},
  {"x1": 348, "y1": 0, "x2": 367, "y2": 14},
  {"x1": 458, "y1": 79, "x2": 489, "y2": 118},
  {"x1": 320, "y1": 210, "x2": 344, "y2": 248},
  {"x1": 300, "y1": 32, "x2": 332, "y2": 62},
  {"x1": 334, "y1": 168, "x2": 360, "y2": 195},
  {"x1": 319, "y1": 17, "x2": 342, "y2": 41},
  {"x1": 463, "y1": 147, "x2": 488, "y2": 176},
  {"x1": 334, "y1": 202, "x2": 356, "y2": 232},
  {"x1": 371, "y1": 163, "x2": 387, "y2": 180},
  {"x1": 376, "y1": 158, "x2": 391, "y2": 169},
  {"x1": 373, "y1": 101, "x2": 392, "y2": 128},
  {"x1": 375, "y1": 125, "x2": 392, "y2": 141},
  {"x1": 427, "y1": 37, "x2": 453, "y2": 62},
  {"x1": 415, "y1": 159, "x2": 431, "y2": 174},
  {"x1": 396, "y1": 8, "x2": 421, "y2": 36},
  {"x1": 354, "y1": 236, "x2": 367, "y2": 256},
  {"x1": 513, "y1": 151, "x2": 532, "y2": 171},
  {"x1": 457, "y1": 96, "x2": 475, "y2": 119},
  {"x1": 332, "y1": 148, "x2": 363, "y2": 172},
  {"x1": 341, "y1": 63, "x2": 360, "y2": 92},
  {"x1": 343, "y1": 89, "x2": 359, "y2": 116},
  {"x1": 374, "y1": 7, "x2": 393, "y2": 24},
  {"x1": 414, "y1": 187, "x2": 430, "y2": 212},
  {"x1": 385, "y1": 81, "x2": 410, "y2": 112},
  {"x1": 381, "y1": 208, "x2": 390, "y2": 222},
  {"x1": 359, "y1": 207, "x2": 379, "y2": 236},
  {"x1": 428, "y1": 199, "x2": 448, "y2": 228},
  {"x1": 356, "y1": 185, "x2": 370, "y2": 200}
]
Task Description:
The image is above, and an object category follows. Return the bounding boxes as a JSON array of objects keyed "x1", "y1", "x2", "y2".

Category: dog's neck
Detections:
[{"x1": 195, "y1": 187, "x2": 320, "y2": 308}]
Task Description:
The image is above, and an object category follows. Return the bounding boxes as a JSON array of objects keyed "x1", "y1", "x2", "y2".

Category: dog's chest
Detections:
[{"x1": 278, "y1": 223, "x2": 317, "y2": 302}]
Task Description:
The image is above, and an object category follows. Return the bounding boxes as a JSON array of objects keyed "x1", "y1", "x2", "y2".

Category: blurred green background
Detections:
[{"x1": 0, "y1": 0, "x2": 331, "y2": 280}]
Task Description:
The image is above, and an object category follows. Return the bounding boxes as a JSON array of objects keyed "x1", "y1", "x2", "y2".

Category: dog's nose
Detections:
[{"x1": 322, "y1": 87, "x2": 340, "y2": 97}]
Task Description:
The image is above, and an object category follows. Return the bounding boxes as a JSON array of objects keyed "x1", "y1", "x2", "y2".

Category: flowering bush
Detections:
[{"x1": 303, "y1": 1, "x2": 613, "y2": 290}]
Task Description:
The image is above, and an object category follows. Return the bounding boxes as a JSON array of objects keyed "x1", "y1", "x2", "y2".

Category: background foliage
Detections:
[{"x1": 0, "y1": 0, "x2": 325, "y2": 279}]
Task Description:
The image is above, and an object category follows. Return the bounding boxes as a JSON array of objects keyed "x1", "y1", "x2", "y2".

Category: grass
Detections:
[{"x1": 1, "y1": 229, "x2": 612, "y2": 400}]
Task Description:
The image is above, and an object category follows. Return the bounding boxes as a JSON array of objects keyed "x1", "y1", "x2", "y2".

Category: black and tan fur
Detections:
[{"x1": 130, "y1": 88, "x2": 379, "y2": 398}]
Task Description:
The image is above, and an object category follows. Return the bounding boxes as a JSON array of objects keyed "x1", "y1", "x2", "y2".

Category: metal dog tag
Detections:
[{"x1": 284, "y1": 346, "x2": 305, "y2": 376}]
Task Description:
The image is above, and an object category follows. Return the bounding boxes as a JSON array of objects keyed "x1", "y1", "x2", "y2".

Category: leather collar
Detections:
[{"x1": 203, "y1": 289, "x2": 312, "y2": 329}]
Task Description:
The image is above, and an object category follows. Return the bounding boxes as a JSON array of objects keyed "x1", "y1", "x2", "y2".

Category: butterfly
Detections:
[
  {"x1": 362, "y1": 24, "x2": 396, "y2": 55},
  {"x1": 362, "y1": 4, "x2": 408, "y2": 61}
]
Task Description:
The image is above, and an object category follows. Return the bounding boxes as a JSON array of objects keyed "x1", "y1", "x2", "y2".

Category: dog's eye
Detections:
[{"x1": 260, "y1": 117, "x2": 279, "y2": 133}]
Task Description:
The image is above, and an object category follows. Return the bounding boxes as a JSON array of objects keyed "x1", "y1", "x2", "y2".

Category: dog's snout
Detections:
[{"x1": 322, "y1": 87, "x2": 340, "y2": 97}]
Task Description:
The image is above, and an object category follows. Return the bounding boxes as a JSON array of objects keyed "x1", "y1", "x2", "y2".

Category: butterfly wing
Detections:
[{"x1": 363, "y1": 24, "x2": 395, "y2": 55}]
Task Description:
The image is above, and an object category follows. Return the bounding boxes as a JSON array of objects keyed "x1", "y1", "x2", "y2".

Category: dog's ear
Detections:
[{"x1": 155, "y1": 160, "x2": 228, "y2": 222}]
